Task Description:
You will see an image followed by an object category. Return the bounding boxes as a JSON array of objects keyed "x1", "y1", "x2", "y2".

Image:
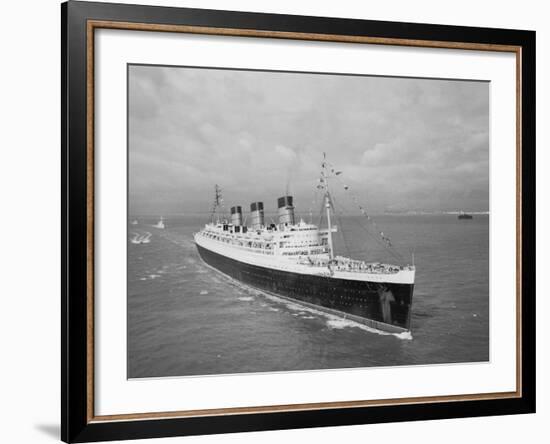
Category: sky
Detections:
[{"x1": 128, "y1": 64, "x2": 489, "y2": 216}]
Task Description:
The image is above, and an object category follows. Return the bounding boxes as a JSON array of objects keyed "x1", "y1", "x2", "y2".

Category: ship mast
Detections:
[
  {"x1": 321, "y1": 153, "x2": 335, "y2": 261},
  {"x1": 211, "y1": 184, "x2": 223, "y2": 223},
  {"x1": 325, "y1": 192, "x2": 334, "y2": 260}
]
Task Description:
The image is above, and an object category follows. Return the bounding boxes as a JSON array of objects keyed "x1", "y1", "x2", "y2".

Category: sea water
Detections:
[{"x1": 127, "y1": 214, "x2": 489, "y2": 378}]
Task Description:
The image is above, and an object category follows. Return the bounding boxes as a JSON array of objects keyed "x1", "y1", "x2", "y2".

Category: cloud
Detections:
[
  {"x1": 128, "y1": 65, "x2": 489, "y2": 214},
  {"x1": 275, "y1": 144, "x2": 297, "y2": 162}
]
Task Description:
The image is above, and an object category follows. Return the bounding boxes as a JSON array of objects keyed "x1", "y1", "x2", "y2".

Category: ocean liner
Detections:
[{"x1": 194, "y1": 156, "x2": 415, "y2": 333}]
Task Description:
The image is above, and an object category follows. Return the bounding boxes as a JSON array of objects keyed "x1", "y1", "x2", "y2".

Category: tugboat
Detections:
[
  {"x1": 194, "y1": 155, "x2": 415, "y2": 333},
  {"x1": 153, "y1": 216, "x2": 165, "y2": 229}
]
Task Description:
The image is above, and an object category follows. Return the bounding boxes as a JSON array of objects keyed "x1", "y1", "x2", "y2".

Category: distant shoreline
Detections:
[{"x1": 128, "y1": 212, "x2": 490, "y2": 218}]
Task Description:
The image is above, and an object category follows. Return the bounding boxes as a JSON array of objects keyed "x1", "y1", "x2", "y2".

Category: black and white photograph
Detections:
[
  {"x1": 1, "y1": 0, "x2": 542, "y2": 442},
  {"x1": 127, "y1": 64, "x2": 490, "y2": 378}
]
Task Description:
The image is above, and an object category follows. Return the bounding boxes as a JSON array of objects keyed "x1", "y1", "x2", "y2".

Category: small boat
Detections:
[
  {"x1": 131, "y1": 219, "x2": 138, "y2": 225},
  {"x1": 458, "y1": 212, "x2": 473, "y2": 220},
  {"x1": 154, "y1": 216, "x2": 165, "y2": 229}
]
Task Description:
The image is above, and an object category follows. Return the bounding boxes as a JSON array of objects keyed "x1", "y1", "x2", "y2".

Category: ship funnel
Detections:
[
  {"x1": 230, "y1": 206, "x2": 243, "y2": 226},
  {"x1": 277, "y1": 195, "x2": 295, "y2": 225},
  {"x1": 250, "y1": 202, "x2": 264, "y2": 230}
]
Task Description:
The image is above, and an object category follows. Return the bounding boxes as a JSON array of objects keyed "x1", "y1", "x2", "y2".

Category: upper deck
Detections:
[
  {"x1": 197, "y1": 218, "x2": 330, "y2": 256},
  {"x1": 194, "y1": 219, "x2": 415, "y2": 283}
]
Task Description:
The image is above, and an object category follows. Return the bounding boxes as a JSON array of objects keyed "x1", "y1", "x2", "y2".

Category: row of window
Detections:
[{"x1": 282, "y1": 250, "x2": 325, "y2": 256}]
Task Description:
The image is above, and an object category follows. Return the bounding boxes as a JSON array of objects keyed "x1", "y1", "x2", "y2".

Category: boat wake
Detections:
[
  {"x1": 130, "y1": 232, "x2": 152, "y2": 244},
  {"x1": 264, "y1": 293, "x2": 412, "y2": 339},
  {"x1": 237, "y1": 296, "x2": 254, "y2": 302}
]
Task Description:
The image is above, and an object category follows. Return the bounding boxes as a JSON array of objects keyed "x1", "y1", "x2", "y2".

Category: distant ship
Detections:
[
  {"x1": 194, "y1": 156, "x2": 415, "y2": 333},
  {"x1": 458, "y1": 212, "x2": 473, "y2": 220},
  {"x1": 131, "y1": 219, "x2": 139, "y2": 225},
  {"x1": 153, "y1": 216, "x2": 165, "y2": 229}
]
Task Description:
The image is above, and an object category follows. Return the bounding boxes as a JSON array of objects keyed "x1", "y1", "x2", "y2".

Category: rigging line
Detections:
[
  {"x1": 319, "y1": 156, "x2": 409, "y2": 264},
  {"x1": 319, "y1": 156, "x2": 404, "y2": 262},
  {"x1": 332, "y1": 174, "x2": 408, "y2": 259},
  {"x1": 317, "y1": 192, "x2": 325, "y2": 228},
  {"x1": 310, "y1": 185, "x2": 321, "y2": 225},
  {"x1": 360, "y1": 217, "x2": 406, "y2": 262},
  {"x1": 359, "y1": 224, "x2": 405, "y2": 263},
  {"x1": 358, "y1": 219, "x2": 405, "y2": 263},
  {"x1": 349, "y1": 215, "x2": 400, "y2": 261},
  {"x1": 332, "y1": 198, "x2": 405, "y2": 263},
  {"x1": 312, "y1": 177, "x2": 324, "y2": 227},
  {"x1": 331, "y1": 198, "x2": 385, "y2": 251},
  {"x1": 330, "y1": 192, "x2": 352, "y2": 257}
]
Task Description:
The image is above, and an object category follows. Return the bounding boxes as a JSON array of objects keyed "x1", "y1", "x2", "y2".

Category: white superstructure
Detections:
[{"x1": 194, "y1": 217, "x2": 415, "y2": 284}]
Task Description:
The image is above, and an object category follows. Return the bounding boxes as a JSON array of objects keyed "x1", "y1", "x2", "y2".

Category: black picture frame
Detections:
[{"x1": 61, "y1": 1, "x2": 536, "y2": 442}]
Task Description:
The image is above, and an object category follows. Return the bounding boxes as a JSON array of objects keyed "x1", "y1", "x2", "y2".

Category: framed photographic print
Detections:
[{"x1": 61, "y1": 1, "x2": 536, "y2": 442}]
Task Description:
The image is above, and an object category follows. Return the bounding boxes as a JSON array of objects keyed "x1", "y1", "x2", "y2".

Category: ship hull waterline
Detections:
[{"x1": 196, "y1": 244, "x2": 414, "y2": 334}]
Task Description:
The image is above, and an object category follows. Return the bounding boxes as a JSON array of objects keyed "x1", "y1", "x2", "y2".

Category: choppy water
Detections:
[{"x1": 127, "y1": 215, "x2": 489, "y2": 378}]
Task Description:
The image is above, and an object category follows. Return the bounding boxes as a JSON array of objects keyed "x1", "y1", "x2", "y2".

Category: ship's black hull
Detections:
[{"x1": 196, "y1": 244, "x2": 414, "y2": 332}]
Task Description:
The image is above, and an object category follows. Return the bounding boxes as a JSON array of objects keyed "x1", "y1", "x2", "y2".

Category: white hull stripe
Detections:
[{"x1": 194, "y1": 233, "x2": 415, "y2": 285}]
